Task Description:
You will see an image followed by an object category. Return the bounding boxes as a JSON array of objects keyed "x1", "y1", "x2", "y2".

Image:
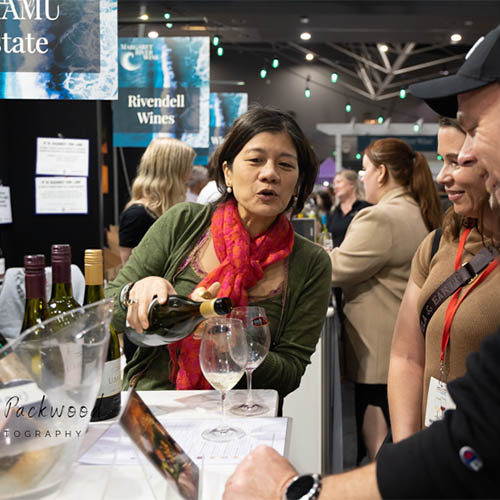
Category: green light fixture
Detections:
[
  {"x1": 260, "y1": 68, "x2": 268, "y2": 79},
  {"x1": 212, "y1": 35, "x2": 220, "y2": 47},
  {"x1": 331, "y1": 72, "x2": 338, "y2": 83},
  {"x1": 399, "y1": 88, "x2": 407, "y2": 99},
  {"x1": 272, "y1": 58, "x2": 279, "y2": 69},
  {"x1": 217, "y1": 46, "x2": 224, "y2": 56},
  {"x1": 345, "y1": 103, "x2": 352, "y2": 113}
]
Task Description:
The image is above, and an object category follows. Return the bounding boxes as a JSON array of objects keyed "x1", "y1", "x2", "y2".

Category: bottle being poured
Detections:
[{"x1": 121, "y1": 282, "x2": 232, "y2": 348}]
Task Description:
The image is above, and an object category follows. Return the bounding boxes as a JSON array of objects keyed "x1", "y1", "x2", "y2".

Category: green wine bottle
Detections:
[
  {"x1": 21, "y1": 254, "x2": 48, "y2": 379},
  {"x1": 84, "y1": 249, "x2": 121, "y2": 421},
  {"x1": 48, "y1": 244, "x2": 80, "y2": 316},
  {"x1": 124, "y1": 295, "x2": 233, "y2": 347}
]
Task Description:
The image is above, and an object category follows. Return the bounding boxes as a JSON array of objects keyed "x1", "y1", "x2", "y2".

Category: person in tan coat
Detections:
[{"x1": 328, "y1": 138, "x2": 442, "y2": 463}]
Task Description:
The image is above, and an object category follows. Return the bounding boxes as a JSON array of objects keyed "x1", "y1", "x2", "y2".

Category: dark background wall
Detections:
[
  {"x1": 0, "y1": 44, "x2": 438, "y2": 269},
  {"x1": 0, "y1": 100, "x2": 109, "y2": 268}
]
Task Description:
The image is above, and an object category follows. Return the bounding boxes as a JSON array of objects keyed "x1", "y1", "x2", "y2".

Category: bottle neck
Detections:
[
  {"x1": 25, "y1": 272, "x2": 46, "y2": 300},
  {"x1": 51, "y1": 282, "x2": 74, "y2": 300},
  {"x1": 84, "y1": 284, "x2": 104, "y2": 305},
  {"x1": 52, "y1": 260, "x2": 71, "y2": 284}
]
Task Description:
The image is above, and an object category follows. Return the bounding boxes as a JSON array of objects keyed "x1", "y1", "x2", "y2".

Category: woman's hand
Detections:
[{"x1": 126, "y1": 277, "x2": 177, "y2": 333}]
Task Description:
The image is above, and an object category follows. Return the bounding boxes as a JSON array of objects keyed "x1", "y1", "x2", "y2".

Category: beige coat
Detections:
[{"x1": 330, "y1": 186, "x2": 429, "y2": 384}]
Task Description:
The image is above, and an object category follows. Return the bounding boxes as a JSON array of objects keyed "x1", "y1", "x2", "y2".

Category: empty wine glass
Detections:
[
  {"x1": 199, "y1": 317, "x2": 248, "y2": 442},
  {"x1": 230, "y1": 306, "x2": 271, "y2": 416}
]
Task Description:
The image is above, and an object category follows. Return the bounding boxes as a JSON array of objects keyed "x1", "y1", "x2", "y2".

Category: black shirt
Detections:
[
  {"x1": 326, "y1": 199, "x2": 371, "y2": 247},
  {"x1": 119, "y1": 204, "x2": 157, "y2": 248},
  {"x1": 376, "y1": 324, "x2": 500, "y2": 499}
]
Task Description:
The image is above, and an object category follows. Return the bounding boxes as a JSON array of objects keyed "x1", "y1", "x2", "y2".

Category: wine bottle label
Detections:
[{"x1": 97, "y1": 358, "x2": 121, "y2": 398}]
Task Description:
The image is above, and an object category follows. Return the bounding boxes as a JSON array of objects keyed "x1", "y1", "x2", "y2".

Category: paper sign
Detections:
[
  {"x1": 36, "y1": 138, "x2": 89, "y2": 177},
  {"x1": 35, "y1": 177, "x2": 88, "y2": 215},
  {"x1": 0, "y1": 186, "x2": 12, "y2": 224}
]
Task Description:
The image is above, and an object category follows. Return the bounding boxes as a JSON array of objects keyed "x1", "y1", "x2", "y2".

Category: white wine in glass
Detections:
[
  {"x1": 199, "y1": 317, "x2": 248, "y2": 442},
  {"x1": 230, "y1": 307, "x2": 271, "y2": 416}
]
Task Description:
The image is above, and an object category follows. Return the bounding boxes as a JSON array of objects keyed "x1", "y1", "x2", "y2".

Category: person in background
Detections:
[
  {"x1": 105, "y1": 107, "x2": 332, "y2": 403},
  {"x1": 119, "y1": 138, "x2": 195, "y2": 266},
  {"x1": 314, "y1": 190, "x2": 333, "y2": 221},
  {"x1": 327, "y1": 169, "x2": 370, "y2": 248},
  {"x1": 329, "y1": 138, "x2": 442, "y2": 463},
  {"x1": 118, "y1": 138, "x2": 195, "y2": 362},
  {"x1": 185, "y1": 165, "x2": 209, "y2": 202},
  {"x1": 388, "y1": 117, "x2": 500, "y2": 443},
  {"x1": 223, "y1": 23, "x2": 500, "y2": 500},
  {"x1": 196, "y1": 150, "x2": 223, "y2": 204}
]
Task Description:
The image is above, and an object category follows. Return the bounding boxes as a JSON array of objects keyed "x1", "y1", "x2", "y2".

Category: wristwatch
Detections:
[{"x1": 283, "y1": 473, "x2": 322, "y2": 500}]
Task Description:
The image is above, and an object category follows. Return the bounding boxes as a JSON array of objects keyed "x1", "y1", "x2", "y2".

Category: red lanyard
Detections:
[{"x1": 441, "y1": 227, "x2": 498, "y2": 362}]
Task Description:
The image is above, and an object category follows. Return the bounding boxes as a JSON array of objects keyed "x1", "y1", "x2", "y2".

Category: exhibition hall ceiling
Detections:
[{"x1": 117, "y1": 1, "x2": 500, "y2": 101}]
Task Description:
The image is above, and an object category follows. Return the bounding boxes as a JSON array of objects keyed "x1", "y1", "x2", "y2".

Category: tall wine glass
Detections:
[
  {"x1": 199, "y1": 317, "x2": 248, "y2": 442},
  {"x1": 230, "y1": 306, "x2": 271, "y2": 416}
]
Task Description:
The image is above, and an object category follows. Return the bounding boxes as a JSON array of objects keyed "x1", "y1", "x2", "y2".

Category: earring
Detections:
[{"x1": 227, "y1": 186, "x2": 232, "y2": 194}]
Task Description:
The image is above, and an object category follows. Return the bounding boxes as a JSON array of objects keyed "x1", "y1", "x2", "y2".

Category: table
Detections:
[{"x1": 47, "y1": 389, "x2": 283, "y2": 500}]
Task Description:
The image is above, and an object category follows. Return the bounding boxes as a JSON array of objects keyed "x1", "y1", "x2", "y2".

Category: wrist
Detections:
[
  {"x1": 119, "y1": 281, "x2": 136, "y2": 310},
  {"x1": 282, "y1": 473, "x2": 322, "y2": 500}
]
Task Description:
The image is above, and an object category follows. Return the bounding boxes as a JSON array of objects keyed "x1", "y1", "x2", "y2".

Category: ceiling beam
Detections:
[{"x1": 327, "y1": 43, "x2": 389, "y2": 74}]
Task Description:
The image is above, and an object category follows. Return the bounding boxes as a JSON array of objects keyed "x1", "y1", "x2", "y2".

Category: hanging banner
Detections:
[
  {"x1": 194, "y1": 92, "x2": 248, "y2": 165},
  {"x1": 114, "y1": 37, "x2": 210, "y2": 149},
  {"x1": 0, "y1": 0, "x2": 117, "y2": 100}
]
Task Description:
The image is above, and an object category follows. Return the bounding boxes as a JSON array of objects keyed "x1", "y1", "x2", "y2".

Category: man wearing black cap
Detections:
[{"x1": 223, "y1": 24, "x2": 500, "y2": 500}]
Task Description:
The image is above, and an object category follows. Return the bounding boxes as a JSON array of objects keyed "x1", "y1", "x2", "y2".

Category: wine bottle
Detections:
[
  {"x1": 47, "y1": 244, "x2": 80, "y2": 317},
  {"x1": 84, "y1": 249, "x2": 121, "y2": 421},
  {"x1": 21, "y1": 254, "x2": 48, "y2": 332},
  {"x1": 124, "y1": 295, "x2": 233, "y2": 347}
]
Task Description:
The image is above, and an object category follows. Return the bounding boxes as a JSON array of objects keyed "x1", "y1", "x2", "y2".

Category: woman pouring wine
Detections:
[{"x1": 105, "y1": 107, "x2": 332, "y2": 400}]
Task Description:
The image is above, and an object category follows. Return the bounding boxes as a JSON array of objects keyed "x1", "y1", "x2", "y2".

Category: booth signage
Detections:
[
  {"x1": 114, "y1": 37, "x2": 210, "y2": 148},
  {"x1": 0, "y1": 0, "x2": 117, "y2": 99},
  {"x1": 357, "y1": 135, "x2": 438, "y2": 152},
  {"x1": 194, "y1": 92, "x2": 248, "y2": 165}
]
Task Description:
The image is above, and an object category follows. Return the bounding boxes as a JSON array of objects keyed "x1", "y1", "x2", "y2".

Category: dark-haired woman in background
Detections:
[
  {"x1": 328, "y1": 138, "x2": 442, "y2": 463},
  {"x1": 106, "y1": 107, "x2": 332, "y2": 402}
]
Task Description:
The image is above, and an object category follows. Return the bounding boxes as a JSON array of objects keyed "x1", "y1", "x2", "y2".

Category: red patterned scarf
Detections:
[{"x1": 168, "y1": 199, "x2": 295, "y2": 389}]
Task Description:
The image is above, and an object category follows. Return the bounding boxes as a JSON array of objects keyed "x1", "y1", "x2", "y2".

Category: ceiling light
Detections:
[
  {"x1": 272, "y1": 58, "x2": 279, "y2": 69},
  {"x1": 345, "y1": 103, "x2": 352, "y2": 113},
  {"x1": 300, "y1": 32, "x2": 311, "y2": 41},
  {"x1": 164, "y1": 12, "x2": 171, "y2": 20},
  {"x1": 217, "y1": 47, "x2": 224, "y2": 56},
  {"x1": 355, "y1": 153, "x2": 362, "y2": 160},
  {"x1": 148, "y1": 31, "x2": 159, "y2": 39},
  {"x1": 138, "y1": 13, "x2": 149, "y2": 21},
  {"x1": 377, "y1": 115, "x2": 384, "y2": 124},
  {"x1": 399, "y1": 88, "x2": 407, "y2": 99},
  {"x1": 260, "y1": 68, "x2": 268, "y2": 79},
  {"x1": 330, "y1": 72, "x2": 338, "y2": 83},
  {"x1": 451, "y1": 33, "x2": 462, "y2": 43},
  {"x1": 212, "y1": 35, "x2": 220, "y2": 47},
  {"x1": 379, "y1": 44, "x2": 389, "y2": 53},
  {"x1": 166, "y1": 22, "x2": 173, "y2": 29},
  {"x1": 305, "y1": 52, "x2": 314, "y2": 61},
  {"x1": 300, "y1": 16, "x2": 309, "y2": 24},
  {"x1": 304, "y1": 87, "x2": 311, "y2": 98}
]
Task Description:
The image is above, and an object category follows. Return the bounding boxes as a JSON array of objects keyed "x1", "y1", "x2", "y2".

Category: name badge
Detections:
[{"x1": 424, "y1": 376, "x2": 456, "y2": 427}]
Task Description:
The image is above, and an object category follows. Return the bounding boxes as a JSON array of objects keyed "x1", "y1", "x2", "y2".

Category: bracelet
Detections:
[{"x1": 119, "y1": 282, "x2": 137, "y2": 310}]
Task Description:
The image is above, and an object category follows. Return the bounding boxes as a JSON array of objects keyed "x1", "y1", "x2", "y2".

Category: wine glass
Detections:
[
  {"x1": 199, "y1": 317, "x2": 248, "y2": 442},
  {"x1": 230, "y1": 306, "x2": 271, "y2": 416}
]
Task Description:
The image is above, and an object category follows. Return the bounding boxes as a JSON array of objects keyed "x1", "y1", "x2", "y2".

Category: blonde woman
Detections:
[
  {"x1": 327, "y1": 169, "x2": 370, "y2": 247},
  {"x1": 119, "y1": 138, "x2": 195, "y2": 265}
]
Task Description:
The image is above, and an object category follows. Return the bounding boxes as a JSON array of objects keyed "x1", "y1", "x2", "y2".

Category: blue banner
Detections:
[
  {"x1": 194, "y1": 92, "x2": 248, "y2": 165},
  {"x1": 114, "y1": 37, "x2": 210, "y2": 149},
  {"x1": 0, "y1": 0, "x2": 117, "y2": 99}
]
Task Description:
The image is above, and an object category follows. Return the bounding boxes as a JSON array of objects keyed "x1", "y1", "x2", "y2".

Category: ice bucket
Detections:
[{"x1": 0, "y1": 298, "x2": 113, "y2": 499}]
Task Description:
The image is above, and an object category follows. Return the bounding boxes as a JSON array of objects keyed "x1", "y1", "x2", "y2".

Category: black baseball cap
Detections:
[{"x1": 409, "y1": 24, "x2": 500, "y2": 117}]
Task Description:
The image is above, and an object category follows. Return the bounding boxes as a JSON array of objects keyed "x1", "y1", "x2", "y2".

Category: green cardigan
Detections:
[{"x1": 105, "y1": 202, "x2": 332, "y2": 399}]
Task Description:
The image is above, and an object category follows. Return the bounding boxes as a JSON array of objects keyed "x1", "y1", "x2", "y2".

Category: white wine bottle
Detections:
[
  {"x1": 123, "y1": 294, "x2": 233, "y2": 347},
  {"x1": 84, "y1": 249, "x2": 121, "y2": 421}
]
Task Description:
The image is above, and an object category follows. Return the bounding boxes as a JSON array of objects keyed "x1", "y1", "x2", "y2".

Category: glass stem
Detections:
[
  {"x1": 219, "y1": 390, "x2": 228, "y2": 432},
  {"x1": 245, "y1": 369, "x2": 254, "y2": 406}
]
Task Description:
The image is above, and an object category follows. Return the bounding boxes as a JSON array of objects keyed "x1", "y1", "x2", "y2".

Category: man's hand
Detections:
[{"x1": 223, "y1": 445, "x2": 297, "y2": 500}]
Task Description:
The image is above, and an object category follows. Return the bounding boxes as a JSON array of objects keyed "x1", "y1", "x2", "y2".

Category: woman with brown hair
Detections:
[
  {"x1": 328, "y1": 137, "x2": 442, "y2": 463},
  {"x1": 388, "y1": 118, "x2": 500, "y2": 443}
]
